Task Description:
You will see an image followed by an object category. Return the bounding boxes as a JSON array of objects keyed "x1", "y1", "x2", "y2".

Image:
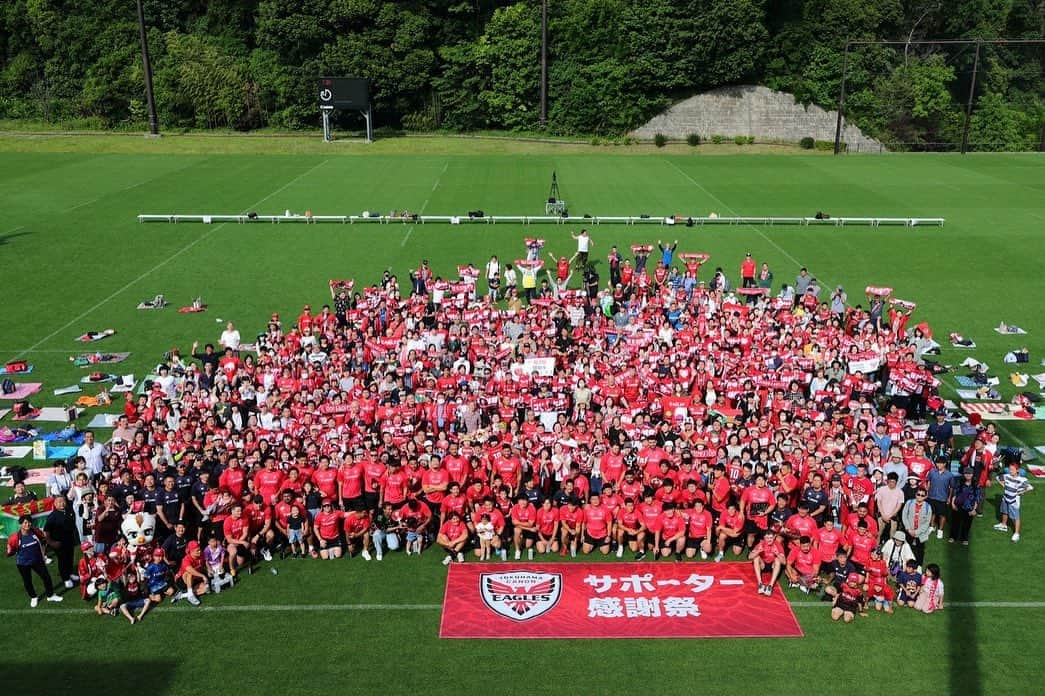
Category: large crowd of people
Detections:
[{"x1": 6, "y1": 231, "x2": 1033, "y2": 624}]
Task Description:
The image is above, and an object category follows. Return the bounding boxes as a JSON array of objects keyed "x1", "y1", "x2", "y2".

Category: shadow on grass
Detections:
[
  {"x1": 0, "y1": 230, "x2": 31, "y2": 246},
  {"x1": 0, "y1": 659, "x2": 178, "y2": 694},
  {"x1": 945, "y1": 519, "x2": 981, "y2": 696}
]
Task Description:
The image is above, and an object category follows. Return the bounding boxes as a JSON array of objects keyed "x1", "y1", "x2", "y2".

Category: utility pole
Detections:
[
  {"x1": 540, "y1": 0, "x2": 548, "y2": 127},
  {"x1": 136, "y1": 0, "x2": 160, "y2": 136},
  {"x1": 960, "y1": 40, "x2": 981, "y2": 155},
  {"x1": 833, "y1": 39, "x2": 850, "y2": 155}
]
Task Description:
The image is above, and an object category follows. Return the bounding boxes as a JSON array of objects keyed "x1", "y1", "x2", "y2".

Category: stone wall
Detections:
[{"x1": 630, "y1": 85, "x2": 882, "y2": 151}]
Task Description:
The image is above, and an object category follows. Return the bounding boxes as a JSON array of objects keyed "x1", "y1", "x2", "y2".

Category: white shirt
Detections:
[
  {"x1": 485, "y1": 260, "x2": 500, "y2": 280},
  {"x1": 576, "y1": 234, "x2": 590, "y2": 252},
  {"x1": 78, "y1": 442, "x2": 108, "y2": 476},
  {"x1": 220, "y1": 329, "x2": 241, "y2": 350}
]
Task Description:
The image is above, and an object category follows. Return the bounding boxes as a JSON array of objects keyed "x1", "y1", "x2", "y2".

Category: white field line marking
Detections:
[
  {"x1": 4, "y1": 159, "x2": 330, "y2": 363},
  {"x1": 1, "y1": 225, "x2": 25, "y2": 236},
  {"x1": 664, "y1": 159, "x2": 806, "y2": 271},
  {"x1": 1, "y1": 600, "x2": 1043, "y2": 616},
  {"x1": 403, "y1": 162, "x2": 448, "y2": 248},
  {"x1": 61, "y1": 158, "x2": 209, "y2": 214},
  {"x1": 62, "y1": 196, "x2": 100, "y2": 212}
]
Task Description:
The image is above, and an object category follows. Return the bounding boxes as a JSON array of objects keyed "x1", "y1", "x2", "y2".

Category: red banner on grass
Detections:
[{"x1": 440, "y1": 562, "x2": 803, "y2": 639}]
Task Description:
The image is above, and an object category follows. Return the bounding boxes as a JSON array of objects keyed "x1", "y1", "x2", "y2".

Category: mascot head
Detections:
[{"x1": 121, "y1": 505, "x2": 156, "y2": 552}]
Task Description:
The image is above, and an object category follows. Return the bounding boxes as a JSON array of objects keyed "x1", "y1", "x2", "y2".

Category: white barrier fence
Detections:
[{"x1": 137, "y1": 213, "x2": 945, "y2": 227}]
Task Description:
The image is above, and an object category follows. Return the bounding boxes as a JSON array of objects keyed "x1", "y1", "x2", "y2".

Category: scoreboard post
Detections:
[{"x1": 317, "y1": 77, "x2": 373, "y2": 143}]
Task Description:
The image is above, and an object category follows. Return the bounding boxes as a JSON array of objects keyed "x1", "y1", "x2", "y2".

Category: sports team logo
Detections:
[{"x1": 480, "y1": 571, "x2": 562, "y2": 622}]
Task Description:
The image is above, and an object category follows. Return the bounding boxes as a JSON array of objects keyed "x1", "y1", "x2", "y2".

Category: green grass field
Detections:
[{"x1": 0, "y1": 136, "x2": 1043, "y2": 695}]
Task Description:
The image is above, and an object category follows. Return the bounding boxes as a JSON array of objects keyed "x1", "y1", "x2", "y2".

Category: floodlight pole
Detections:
[
  {"x1": 540, "y1": 0, "x2": 548, "y2": 127},
  {"x1": 833, "y1": 39, "x2": 850, "y2": 155},
  {"x1": 136, "y1": 0, "x2": 159, "y2": 136},
  {"x1": 960, "y1": 40, "x2": 982, "y2": 155}
]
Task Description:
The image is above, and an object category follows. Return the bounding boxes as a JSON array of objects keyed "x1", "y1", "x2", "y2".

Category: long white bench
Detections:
[{"x1": 137, "y1": 214, "x2": 945, "y2": 227}]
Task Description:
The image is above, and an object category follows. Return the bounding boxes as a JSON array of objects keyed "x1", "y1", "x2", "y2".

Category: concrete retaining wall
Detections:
[{"x1": 630, "y1": 85, "x2": 882, "y2": 150}]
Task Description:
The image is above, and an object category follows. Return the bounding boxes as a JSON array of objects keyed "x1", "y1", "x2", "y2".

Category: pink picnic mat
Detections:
[{"x1": 0, "y1": 382, "x2": 42, "y2": 400}]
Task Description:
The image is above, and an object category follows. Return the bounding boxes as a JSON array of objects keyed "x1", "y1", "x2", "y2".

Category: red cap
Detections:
[
  {"x1": 80, "y1": 541, "x2": 93, "y2": 552},
  {"x1": 153, "y1": 548, "x2": 165, "y2": 557},
  {"x1": 186, "y1": 540, "x2": 200, "y2": 552}
]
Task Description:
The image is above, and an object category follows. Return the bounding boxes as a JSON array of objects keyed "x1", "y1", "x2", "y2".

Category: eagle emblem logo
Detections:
[{"x1": 480, "y1": 571, "x2": 562, "y2": 622}]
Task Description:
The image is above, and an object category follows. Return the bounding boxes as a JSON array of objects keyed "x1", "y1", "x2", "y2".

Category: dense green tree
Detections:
[{"x1": 0, "y1": 0, "x2": 1038, "y2": 146}]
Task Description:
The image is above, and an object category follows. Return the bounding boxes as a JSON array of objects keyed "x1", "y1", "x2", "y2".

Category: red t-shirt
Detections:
[
  {"x1": 787, "y1": 546, "x2": 819, "y2": 576},
  {"x1": 686, "y1": 509, "x2": 713, "y2": 538},
  {"x1": 848, "y1": 532, "x2": 877, "y2": 566},
  {"x1": 583, "y1": 504, "x2": 611, "y2": 539},
  {"x1": 222, "y1": 516, "x2": 248, "y2": 541},
  {"x1": 338, "y1": 464, "x2": 364, "y2": 499},
  {"x1": 536, "y1": 507, "x2": 559, "y2": 536},
  {"x1": 816, "y1": 527, "x2": 843, "y2": 562},
  {"x1": 313, "y1": 510, "x2": 343, "y2": 541},
  {"x1": 510, "y1": 502, "x2": 537, "y2": 527},
  {"x1": 439, "y1": 519, "x2": 467, "y2": 541},
  {"x1": 752, "y1": 539, "x2": 785, "y2": 564},
  {"x1": 658, "y1": 513, "x2": 686, "y2": 539}
]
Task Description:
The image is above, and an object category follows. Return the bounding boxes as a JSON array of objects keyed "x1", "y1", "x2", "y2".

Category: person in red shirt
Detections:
[
  {"x1": 218, "y1": 459, "x2": 246, "y2": 500},
  {"x1": 740, "y1": 252, "x2": 756, "y2": 288},
  {"x1": 581, "y1": 494, "x2": 612, "y2": 555},
  {"x1": 255, "y1": 456, "x2": 285, "y2": 506},
  {"x1": 436, "y1": 511, "x2": 470, "y2": 564},
  {"x1": 815, "y1": 518, "x2": 843, "y2": 571},
  {"x1": 831, "y1": 572, "x2": 866, "y2": 623},
  {"x1": 784, "y1": 503, "x2": 819, "y2": 544},
  {"x1": 313, "y1": 499, "x2": 344, "y2": 560},
  {"x1": 173, "y1": 540, "x2": 208, "y2": 605},
  {"x1": 397, "y1": 499, "x2": 433, "y2": 556},
  {"x1": 222, "y1": 503, "x2": 252, "y2": 576},
  {"x1": 421, "y1": 456, "x2": 449, "y2": 523},
  {"x1": 312, "y1": 457, "x2": 339, "y2": 502},
  {"x1": 558, "y1": 497, "x2": 583, "y2": 558},
  {"x1": 749, "y1": 529, "x2": 785, "y2": 596},
  {"x1": 785, "y1": 536, "x2": 820, "y2": 594},
  {"x1": 846, "y1": 520, "x2": 877, "y2": 571},
  {"x1": 740, "y1": 473, "x2": 775, "y2": 548},
  {"x1": 656, "y1": 504, "x2": 687, "y2": 561},
  {"x1": 534, "y1": 498, "x2": 559, "y2": 555},
  {"x1": 343, "y1": 507, "x2": 373, "y2": 561},
  {"x1": 511, "y1": 496, "x2": 539, "y2": 560},
  {"x1": 614, "y1": 497, "x2": 646, "y2": 560},
  {"x1": 715, "y1": 501, "x2": 746, "y2": 561},
  {"x1": 684, "y1": 499, "x2": 714, "y2": 560},
  {"x1": 380, "y1": 461, "x2": 410, "y2": 507},
  {"x1": 338, "y1": 456, "x2": 365, "y2": 510}
]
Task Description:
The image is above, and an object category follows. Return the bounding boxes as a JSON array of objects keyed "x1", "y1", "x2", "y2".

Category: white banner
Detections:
[
  {"x1": 848, "y1": 355, "x2": 882, "y2": 374},
  {"x1": 522, "y1": 357, "x2": 556, "y2": 377}
]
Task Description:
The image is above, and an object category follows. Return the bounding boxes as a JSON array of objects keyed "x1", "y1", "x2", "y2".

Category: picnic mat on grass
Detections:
[
  {"x1": 0, "y1": 446, "x2": 32, "y2": 459},
  {"x1": 961, "y1": 402, "x2": 1026, "y2": 421},
  {"x1": 75, "y1": 352, "x2": 131, "y2": 366},
  {"x1": 994, "y1": 326, "x2": 1027, "y2": 335},
  {"x1": 80, "y1": 373, "x2": 116, "y2": 384},
  {"x1": 44, "y1": 445, "x2": 78, "y2": 460},
  {"x1": 86, "y1": 413, "x2": 120, "y2": 429},
  {"x1": 16, "y1": 407, "x2": 82, "y2": 423},
  {"x1": 0, "y1": 365, "x2": 32, "y2": 375},
  {"x1": 74, "y1": 330, "x2": 116, "y2": 342},
  {"x1": 0, "y1": 383, "x2": 42, "y2": 400},
  {"x1": 53, "y1": 385, "x2": 81, "y2": 396},
  {"x1": 0, "y1": 409, "x2": 9, "y2": 420}
]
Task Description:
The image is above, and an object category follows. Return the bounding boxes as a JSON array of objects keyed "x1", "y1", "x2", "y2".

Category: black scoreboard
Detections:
[{"x1": 318, "y1": 77, "x2": 370, "y2": 111}]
